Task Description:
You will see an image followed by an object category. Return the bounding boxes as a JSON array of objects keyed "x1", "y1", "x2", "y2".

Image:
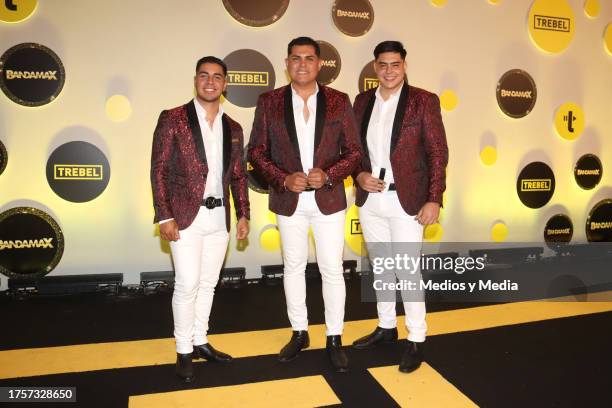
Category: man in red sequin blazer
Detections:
[
  {"x1": 351, "y1": 41, "x2": 448, "y2": 374},
  {"x1": 248, "y1": 37, "x2": 362, "y2": 373},
  {"x1": 151, "y1": 56, "x2": 249, "y2": 383}
]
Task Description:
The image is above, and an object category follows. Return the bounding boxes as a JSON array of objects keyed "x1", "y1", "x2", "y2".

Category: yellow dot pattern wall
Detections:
[{"x1": 0, "y1": 0, "x2": 611, "y2": 286}]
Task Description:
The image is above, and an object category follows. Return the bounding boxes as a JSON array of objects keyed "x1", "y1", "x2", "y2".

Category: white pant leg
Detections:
[
  {"x1": 388, "y1": 197, "x2": 427, "y2": 343},
  {"x1": 311, "y1": 209, "x2": 347, "y2": 336},
  {"x1": 277, "y1": 202, "x2": 311, "y2": 332},
  {"x1": 170, "y1": 207, "x2": 229, "y2": 354},
  {"x1": 192, "y1": 227, "x2": 230, "y2": 346},
  {"x1": 359, "y1": 195, "x2": 397, "y2": 329}
]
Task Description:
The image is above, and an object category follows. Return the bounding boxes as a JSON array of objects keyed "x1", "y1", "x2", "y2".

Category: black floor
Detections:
[{"x1": 1, "y1": 279, "x2": 611, "y2": 407}]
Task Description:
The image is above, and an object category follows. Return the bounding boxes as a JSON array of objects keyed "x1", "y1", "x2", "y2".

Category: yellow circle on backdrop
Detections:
[
  {"x1": 584, "y1": 0, "x2": 600, "y2": 18},
  {"x1": 259, "y1": 225, "x2": 281, "y2": 252},
  {"x1": 528, "y1": 0, "x2": 575, "y2": 54},
  {"x1": 605, "y1": 23, "x2": 612, "y2": 55},
  {"x1": 345, "y1": 204, "x2": 366, "y2": 256},
  {"x1": 440, "y1": 90, "x2": 458, "y2": 111},
  {"x1": 0, "y1": 0, "x2": 37, "y2": 23},
  {"x1": 491, "y1": 222, "x2": 508, "y2": 242},
  {"x1": 431, "y1": 0, "x2": 447, "y2": 7},
  {"x1": 488, "y1": 0, "x2": 501, "y2": 4},
  {"x1": 105, "y1": 95, "x2": 132, "y2": 122},
  {"x1": 554, "y1": 102, "x2": 585, "y2": 141},
  {"x1": 480, "y1": 146, "x2": 497, "y2": 166},
  {"x1": 424, "y1": 223, "x2": 444, "y2": 242}
]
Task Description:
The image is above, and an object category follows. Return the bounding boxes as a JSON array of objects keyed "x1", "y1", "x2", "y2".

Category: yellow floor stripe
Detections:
[
  {"x1": 128, "y1": 375, "x2": 340, "y2": 408},
  {"x1": 1, "y1": 297, "x2": 611, "y2": 379},
  {"x1": 368, "y1": 364, "x2": 477, "y2": 407}
]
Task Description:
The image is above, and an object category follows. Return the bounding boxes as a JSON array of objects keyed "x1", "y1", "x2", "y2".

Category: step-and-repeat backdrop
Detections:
[{"x1": 1, "y1": 0, "x2": 611, "y2": 286}]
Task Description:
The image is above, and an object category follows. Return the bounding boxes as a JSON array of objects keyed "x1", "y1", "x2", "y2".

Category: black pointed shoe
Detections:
[
  {"x1": 326, "y1": 335, "x2": 349, "y2": 373},
  {"x1": 352, "y1": 327, "x2": 398, "y2": 350},
  {"x1": 176, "y1": 352, "x2": 194, "y2": 382},
  {"x1": 193, "y1": 343, "x2": 233, "y2": 363},
  {"x1": 399, "y1": 340, "x2": 424, "y2": 373},
  {"x1": 278, "y1": 330, "x2": 309, "y2": 362}
]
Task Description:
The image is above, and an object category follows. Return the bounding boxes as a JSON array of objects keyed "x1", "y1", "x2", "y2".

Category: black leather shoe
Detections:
[
  {"x1": 176, "y1": 352, "x2": 194, "y2": 382},
  {"x1": 326, "y1": 335, "x2": 349, "y2": 373},
  {"x1": 353, "y1": 327, "x2": 398, "y2": 350},
  {"x1": 278, "y1": 330, "x2": 309, "y2": 362},
  {"x1": 399, "y1": 340, "x2": 424, "y2": 373},
  {"x1": 193, "y1": 343, "x2": 233, "y2": 363}
]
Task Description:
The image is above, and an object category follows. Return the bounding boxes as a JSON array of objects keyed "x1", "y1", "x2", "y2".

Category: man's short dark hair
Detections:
[
  {"x1": 373, "y1": 41, "x2": 407, "y2": 60},
  {"x1": 195, "y1": 56, "x2": 227, "y2": 75},
  {"x1": 287, "y1": 36, "x2": 320, "y2": 57}
]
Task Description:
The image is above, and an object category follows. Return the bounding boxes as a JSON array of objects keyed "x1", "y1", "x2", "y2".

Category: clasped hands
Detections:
[{"x1": 284, "y1": 168, "x2": 327, "y2": 193}]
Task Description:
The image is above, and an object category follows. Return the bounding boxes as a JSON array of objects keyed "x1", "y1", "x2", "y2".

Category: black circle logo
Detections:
[
  {"x1": 574, "y1": 154, "x2": 602, "y2": 190},
  {"x1": 586, "y1": 199, "x2": 612, "y2": 242},
  {"x1": 0, "y1": 207, "x2": 64, "y2": 279},
  {"x1": 316, "y1": 41, "x2": 341, "y2": 86},
  {"x1": 223, "y1": 49, "x2": 276, "y2": 108},
  {"x1": 517, "y1": 161, "x2": 555, "y2": 209},
  {"x1": 496, "y1": 69, "x2": 537, "y2": 118},
  {"x1": 46, "y1": 141, "x2": 111, "y2": 203},
  {"x1": 544, "y1": 214, "x2": 573, "y2": 249},
  {"x1": 0, "y1": 43, "x2": 65, "y2": 107},
  {"x1": 222, "y1": 0, "x2": 289, "y2": 27},
  {"x1": 332, "y1": 0, "x2": 374, "y2": 37},
  {"x1": 245, "y1": 151, "x2": 269, "y2": 194},
  {"x1": 0, "y1": 139, "x2": 7, "y2": 176},
  {"x1": 358, "y1": 59, "x2": 377, "y2": 93}
]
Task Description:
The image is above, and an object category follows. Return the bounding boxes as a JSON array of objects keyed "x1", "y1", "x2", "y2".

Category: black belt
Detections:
[
  {"x1": 388, "y1": 183, "x2": 396, "y2": 191},
  {"x1": 202, "y1": 197, "x2": 225, "y2": 209}
]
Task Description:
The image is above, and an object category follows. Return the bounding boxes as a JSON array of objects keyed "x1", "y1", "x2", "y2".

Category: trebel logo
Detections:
[
  {"x1": 496, "y1": 69, "x2": 537, "y2": 118},
  {"x1": 528, "y1": 0, "x2": 575, "y2": 54},
  {"x1": 533, "y1": 15, "x2": 570, "y2": 32},
  {"x1": 46, "y1": 141, "x2": 111, "y2": 202},
  {"x1": 223, "y1": 49, "x2": 275, "y2": 108},
  {"x1": 227, "y1": 71, "x2": 269, "y2": 86},
  {"x1": 364, "y1": 78, "x2": 378, "y2": 90},
  {"x1": 0, "y1": 207, "x2": 64, "y2": 279},
  {"x1": 54, "y1": 164, "x2": 103, "y2": 180},
  {"x1": 516, "y1": 162, "x2": 555, "y2": 209},
  {"x1": 521, "y1": 179, "x2": 551, "y2": 191},
  {"x1": 0, "y1": 238, "x2": 53, "y2": 250},
  {"x1": 358, "y1": 59, "x2": 378, "y2": 93},
  {"x1": 332, "y1": 0, "x2": 374, "y2": 37},
  {"x1": 0, "y1": 43, "x2": 65, "y2": 106}
]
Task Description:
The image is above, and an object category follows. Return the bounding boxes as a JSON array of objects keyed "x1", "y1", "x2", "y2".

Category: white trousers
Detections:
[
  {"x1": 170, "y1": 206, "x2": 229, "y2": 354},
  {"x1": 359, "y1": 191, "x2": 427, "y2": 343},
  {"x1": 277, "y1": 192, "x2": 346, "y2": 336}
]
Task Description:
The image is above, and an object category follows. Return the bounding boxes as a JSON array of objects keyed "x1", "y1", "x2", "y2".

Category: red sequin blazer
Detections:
[
  {"x1": 352, "y1": 83, "x2": 448, "y2": 215},
  {"x1": 248, "y1": 85, "x2": 362, "y2": 216},
  {"x1": 151, "y1": 101, "x2": 250, "y2": 231}
]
